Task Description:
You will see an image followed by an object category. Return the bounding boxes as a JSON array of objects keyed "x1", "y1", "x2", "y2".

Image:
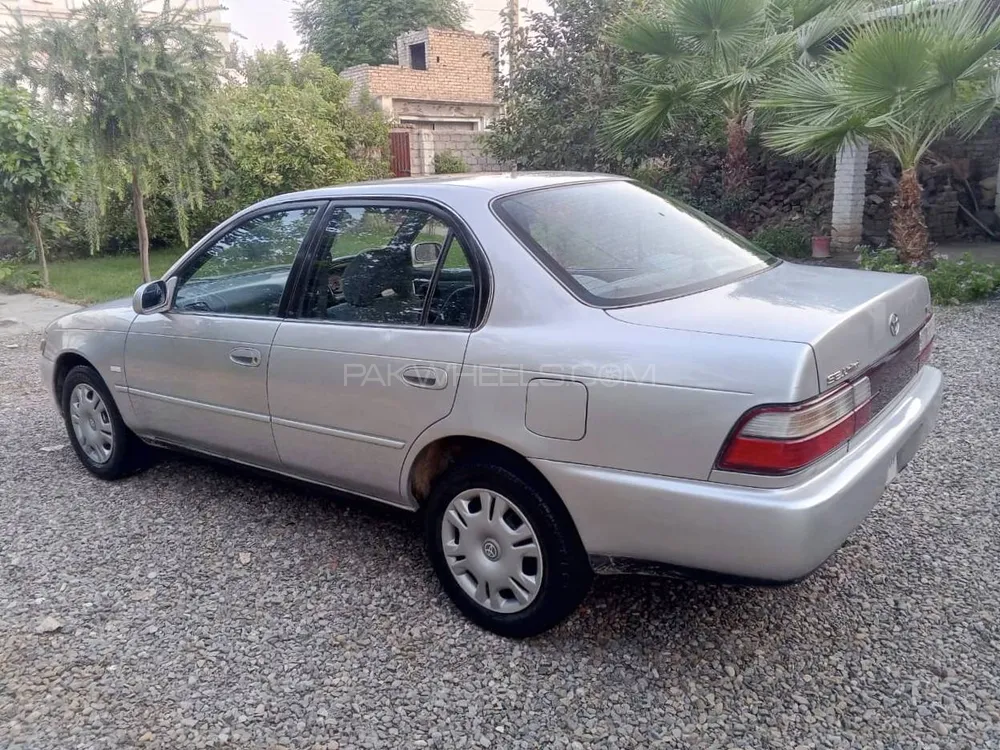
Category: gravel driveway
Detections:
[{"x1": 1, "y1": 302, "x2": 998, "y2": 750}]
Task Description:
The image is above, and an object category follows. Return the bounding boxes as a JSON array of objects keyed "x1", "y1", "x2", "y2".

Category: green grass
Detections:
[{"x1": 43, "y1": 248, "x2": 186, "y2": 304}]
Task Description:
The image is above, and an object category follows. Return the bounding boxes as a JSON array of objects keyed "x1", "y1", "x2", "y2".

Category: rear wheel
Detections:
[
  {"x1": 61, "y1": 365, "x2": 146, "y2": 480},
  {"x1": 425, "y1": 456, "x2": 591, "y2": 637}
]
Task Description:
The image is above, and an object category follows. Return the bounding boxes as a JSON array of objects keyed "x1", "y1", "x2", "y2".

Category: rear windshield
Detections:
[{"x1": 494, "y1": 180, "x2": 777, "y2": 306}]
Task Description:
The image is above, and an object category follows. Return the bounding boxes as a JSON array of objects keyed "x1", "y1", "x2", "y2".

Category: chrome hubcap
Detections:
[
  {"x1": 69, "y1": 384, "x2": 114, "y2": 465},
  {"x1": 441, "y1": 489, "x2": 543, "y2": 614}
]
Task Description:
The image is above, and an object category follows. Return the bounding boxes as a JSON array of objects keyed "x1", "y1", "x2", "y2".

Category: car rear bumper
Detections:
[{"x1": 533, "y1": 365, "x2": 943, "y2": 582}]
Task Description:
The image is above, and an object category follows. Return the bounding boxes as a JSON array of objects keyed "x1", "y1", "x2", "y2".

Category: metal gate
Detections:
[{"x1": 389, "y1": 130, "x2": 411, "y2": 177}]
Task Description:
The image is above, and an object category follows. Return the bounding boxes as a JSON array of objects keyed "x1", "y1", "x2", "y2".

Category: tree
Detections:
[
  {"x1": 0, "y1": 87, "x2": 74, "y2": 287},
  {"x1": 605, "y1": 0, "x2": 854, "y2": 193},
  {"x1": 202, "y1": 49, "x2": 389, "y2": 225},
  {"x1": 0, "y1": 0, "x2": 224, "y2": 281},
  {"x1": 761, "y1": 0, "x2": 1000, "y2": 262},
  {"x1": 293, "y1": 0, "x2": 468, "y2": 71},
  {"x1": 485, "y1": 0, "x2": 641, "y2": 172}
]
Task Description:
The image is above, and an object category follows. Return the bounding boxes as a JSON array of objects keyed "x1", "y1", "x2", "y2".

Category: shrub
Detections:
[
  {"x1": 0, "y1": 217, "x2": 25, "y2": 260},
  {"x1": 434, "y1": 150, "x2": 469, "y2": 175},
  {"x1": 859, "y1": 248, "x2": 1000, "y2": 304},
  {"x1": 752, "y1": 227, "x2": 811, "y2": 258},
  {"x1": 0, "y1": 260, "x2": 41, "y2": 293}
]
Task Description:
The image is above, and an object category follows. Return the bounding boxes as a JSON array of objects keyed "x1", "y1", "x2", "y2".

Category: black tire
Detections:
[
  {"x1": 425, "y1": 455, "x2": 592, "y2": 638},
  {"x1": 61, "y1": 365, "x2": 146, "y2": 480}
]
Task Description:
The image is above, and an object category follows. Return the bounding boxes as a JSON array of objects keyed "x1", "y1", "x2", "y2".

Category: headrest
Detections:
[{"x1": 342, "y1": 247, "x2": 413, "y2": 307}]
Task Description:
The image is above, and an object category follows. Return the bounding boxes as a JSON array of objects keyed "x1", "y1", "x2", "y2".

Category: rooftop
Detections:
[{"x1": 251, "y1": 172, "x2": 620, "y2": 210}]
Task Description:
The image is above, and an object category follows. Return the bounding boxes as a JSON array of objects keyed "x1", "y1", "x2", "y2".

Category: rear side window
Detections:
[{"x1": 494, "y1": 180, "x2": 777, "y2": 306}]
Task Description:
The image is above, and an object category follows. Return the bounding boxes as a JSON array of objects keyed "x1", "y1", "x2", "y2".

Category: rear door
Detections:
[
  {"x1": 267, "y1": 200, "x2": 487, "y2": 502},
  {"x1": 124, "y1": 203, "x2": 324, "y2": 466}
]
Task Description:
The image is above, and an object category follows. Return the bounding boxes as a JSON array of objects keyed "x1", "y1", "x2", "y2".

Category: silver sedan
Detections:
[{"x1": 41, "y1": 173, "x2": 943, "y2": 637}]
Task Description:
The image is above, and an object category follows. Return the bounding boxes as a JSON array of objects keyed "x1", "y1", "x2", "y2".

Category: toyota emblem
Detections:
[{"x1": 889, "y1": 313, "x2": 900, "y2": 337}]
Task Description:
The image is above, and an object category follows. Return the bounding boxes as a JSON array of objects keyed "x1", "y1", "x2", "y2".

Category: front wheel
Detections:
[
  {"x1": 425, "y1": 457, "x2": 591, "y2": 638},
  {"x1": 61, "y1": 365, "x2": 146, "y2": 480}
]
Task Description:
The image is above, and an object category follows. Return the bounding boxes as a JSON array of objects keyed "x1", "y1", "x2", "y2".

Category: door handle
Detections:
[
  {"x1": 401, "y1": 365, "x2": 448, "y2": 390},
  {"x1": 230, "y1": 347, "x2": 261, "y2": 368}
]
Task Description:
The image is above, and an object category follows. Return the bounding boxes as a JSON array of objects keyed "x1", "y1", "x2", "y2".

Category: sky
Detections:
[{"x1": 222, "y1": 0, "x2": 301, "y2": 53}]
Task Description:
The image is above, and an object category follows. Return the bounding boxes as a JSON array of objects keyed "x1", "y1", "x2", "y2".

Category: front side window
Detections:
[
  {"x1": 494, "y1": 180, "x2": 777, "y2": 306},
  {"x1": 174, "y1": 207, "x2": 318, "y2": 317},
  {"x1": 300, "y1": 205, "x2": 478, "y2": 328}
]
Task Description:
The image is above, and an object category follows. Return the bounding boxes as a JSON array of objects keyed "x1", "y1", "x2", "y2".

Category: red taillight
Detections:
[{"x1": 718, "y1": 378, "x2": 873, "y2": 475}]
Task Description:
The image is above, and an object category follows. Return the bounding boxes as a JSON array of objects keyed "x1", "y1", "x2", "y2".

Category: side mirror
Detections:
[
  {"x1": 132, "y1": 277, "x2": 177, "y2": 315},
  {"x1": 411, "y1": 241, "x2": 443, "y2": 268}
]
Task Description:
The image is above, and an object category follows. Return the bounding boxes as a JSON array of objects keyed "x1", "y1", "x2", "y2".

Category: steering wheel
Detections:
[{"x1": 177, "y1": 291, "x2": 229, "y2": 314}]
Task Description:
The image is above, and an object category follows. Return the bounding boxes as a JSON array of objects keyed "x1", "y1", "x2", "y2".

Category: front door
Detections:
[
  {"x1": 124, "y1": 203, "x2": 323, "y2": 466},
  {"x1": 268, "y1": 201, "x2": 485, "y2": 502}
]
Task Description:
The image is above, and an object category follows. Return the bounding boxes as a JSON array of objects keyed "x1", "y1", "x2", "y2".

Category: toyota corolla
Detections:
[{"x1": 40, "y1": 173, "x2": 942, "y2": 637}]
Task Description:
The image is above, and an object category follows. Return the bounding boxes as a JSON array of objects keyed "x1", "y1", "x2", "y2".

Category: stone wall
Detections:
[
  {"x1": 731, "y1": 119, "x2": 1000, "y2": 247},
  {"x1": 861, "y1": 121, "x2": 1000, "y2": 246},
  {"x1": 661, "y1": 147, "x2": 836, "y2": 234}
]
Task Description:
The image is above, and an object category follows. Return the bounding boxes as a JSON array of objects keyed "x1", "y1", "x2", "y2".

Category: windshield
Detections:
[{"x1": 494, "y1": 180, "x2": 777, "y2": 306}]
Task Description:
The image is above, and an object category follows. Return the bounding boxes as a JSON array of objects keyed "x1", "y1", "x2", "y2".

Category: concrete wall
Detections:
[
  {"x1": 431, "y1": 131, "x2": 505, "y2": 172},
  {"x1": 393, "y1": 99, "x2": 498, "y2": 130},
  {"x1": 408, "y1": 130, "x2": 505, "y2": 175}
]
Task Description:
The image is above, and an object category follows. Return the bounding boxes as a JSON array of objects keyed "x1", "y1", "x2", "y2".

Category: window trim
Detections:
[
  {"x1": 419, "y1": 228, "x2": 457, "y2": 326},
  {"x1": 490, "y1": 179, "x2": 780, "y2": 310},
  {"x1": 286, "y1": 197, "x2": 492, "y2": 331},
  {"x1": 166, "y1": 200, "x2": 329, "y2": 321}
]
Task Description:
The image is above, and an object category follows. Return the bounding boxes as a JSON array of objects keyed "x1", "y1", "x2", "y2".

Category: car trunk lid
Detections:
[{"x1": 607, "y1": 262, "x2": 931, "y2": 400}]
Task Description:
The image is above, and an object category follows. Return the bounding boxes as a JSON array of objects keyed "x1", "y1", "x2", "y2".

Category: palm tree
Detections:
[
  {"x1": 1, "y1": 0, "x2": 224, "y2": 281},
  {"x1": 605, "y1": 0, "x2": 857, "y2": 193},
  {"x1": 761, "y1": 0, "x2": 1000, "y2": 262}
]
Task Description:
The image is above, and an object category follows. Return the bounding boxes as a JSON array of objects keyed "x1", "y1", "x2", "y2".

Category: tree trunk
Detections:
[
  {"x1": 892, "y1": 167, "x2": 930, "y2": 264},
  {"x1": 723, "y1": 117, "x2": 751, "y2": 194},
  {"x1": 131, "y1": 164, "x2": 152, "y2": 283},
  {"x1": 26, "y1": 211, "x2": 49, "y2": 288}
]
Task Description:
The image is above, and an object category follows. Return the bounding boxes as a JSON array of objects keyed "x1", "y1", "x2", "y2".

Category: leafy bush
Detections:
[
  {"x1": 196, "y1": 51, "x2": 390, "y2": 234},
  {"x1": 0, "y1": 261, "x2": 41, "y2": 293},
  {"x1": 484, "y1": 0, "x2": 642, "y2": 172},
  {"x1": 752, "y1": 226, "x2": 811, "y2": 258},
  {"x1": 0, "y1": 219, "x2": 25, "y2": 260},
  {"x1": 859, "y1": 248, "x2": 1000, "y2": 304},
  {"x1": 434, "y1": 150, "x2": 468, "y2": 175}
]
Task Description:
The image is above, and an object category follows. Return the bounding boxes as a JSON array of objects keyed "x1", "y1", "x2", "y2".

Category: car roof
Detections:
[{"x1": 251, "y1": 171, "x2": 622, "y2": 210}]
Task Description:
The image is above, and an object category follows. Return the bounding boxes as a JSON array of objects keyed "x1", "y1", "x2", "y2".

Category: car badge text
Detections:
[{"x1": 826, "y1": 362, "x2": 860, "y2": 385}]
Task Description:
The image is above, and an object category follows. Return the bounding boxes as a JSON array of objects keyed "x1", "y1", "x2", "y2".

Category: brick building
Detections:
[
  {"x1": 341, "y1": 28, "x2": 498, "y2": 132},
  {"x1": 341, "y1": 28, "x2": 503, "y2": 176}
]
